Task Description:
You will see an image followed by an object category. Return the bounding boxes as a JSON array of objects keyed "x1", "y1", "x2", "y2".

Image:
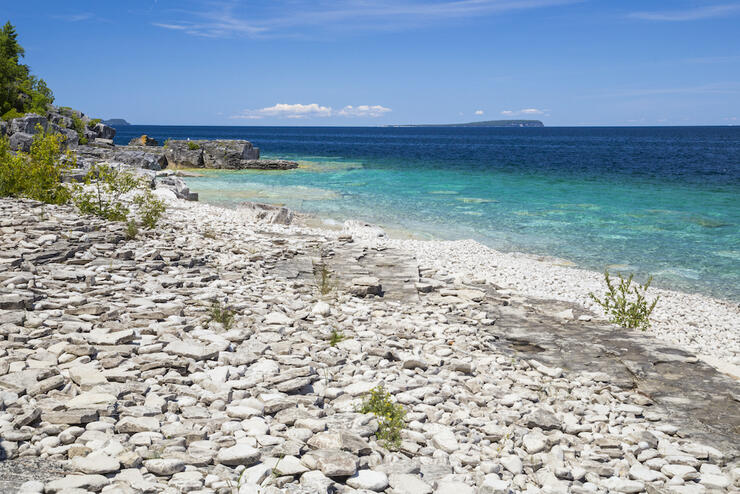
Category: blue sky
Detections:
[{"x1": 6, "y1": 1, "x2": 740, "y2": 125}]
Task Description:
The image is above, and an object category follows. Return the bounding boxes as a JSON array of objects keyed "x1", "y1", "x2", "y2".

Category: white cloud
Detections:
[
  {"x1": 475, "y1": 110, "x2": 484, "y2": 115},
  {"x1": 232, "y1": 103, "x2": 391, "y2": 119},
  {"x1": 500, "y1": 108, "x2": 546, "y2": 116},
  {"x1": 337, "y1": 105, "x2": 392, "y2": 117},
  {"x1": 630, "y1": 4, "x2": 740, "y2": 21}
]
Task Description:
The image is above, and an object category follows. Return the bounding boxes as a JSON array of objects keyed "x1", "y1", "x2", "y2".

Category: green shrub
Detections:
[
  {"x1": 1, "y1": 108, "x2": 23, "y2": 121},
  {"x1": 69, "y1": 114, "x2": 86, "y2": 142},
  {"x1": 329, "y1": 330, "x2": 346, "y2": 347},
  {"x1": 590, "y1": 270, "x2": 659, "y2": 331},
  {"x1": 313, "y1": 262, "x2": 334, "y2": 296},
  {"x1": 0, "y1": 126, "x2": 74, "y2": 204},
  {"x1": 133, "y1": 190, "x2": 165, "y2": 229},
  {"x1": 125, "y1": 219, "x2": 138, "y2": 240},
  {"x1": 187, "y1": 141, "x2": 200, "y2": 150},
  {"x1": 209, "y1": 301, "x2": 235, "y2": 330},
  {"x1": 74, "y1": 163, "x2": 141, "y2": 221},
  {"x1": 359, "y1": 385, "x2": 406, "y2": 450},
  {"x1": 86, "y1": 118, "x2": 101, "y2": 129}
]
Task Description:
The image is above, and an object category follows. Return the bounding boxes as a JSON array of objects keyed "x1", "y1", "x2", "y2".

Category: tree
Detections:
[{"x1": 0, "y1": 21, "x2": 54, "y2": 119}]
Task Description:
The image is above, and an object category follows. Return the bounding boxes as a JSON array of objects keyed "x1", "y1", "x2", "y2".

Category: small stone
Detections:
[
  {"x1": 388, "y1": 473, "x2": 433, "y2": 494},
  {"x1": 143, "y1": 458, "x2": 186, "y2": 476},
  {"x1": 70, "y1": 453, "x2": 120, "y2": 474},
  {"x1": 216, "y1": 444, "x2": 261, "y2": 466},
  {"x1": 45, "y1": 474, "x2": 110, "y2": 493},
  {"x1": 522, "y1": 431, "x2": 547, "y2": 454},
  {"x1": 431, "y1": 427, "x2": 459, "y2": 453},
  {"x1": 501, "y1": 455, "x2": 523, "y2": 475},
  {"x1": 346, "y1": 470, "x2": 389, "y2": 491},
  {"x1": 436, "y1": 480, "x2": 476, "y2": 494}
]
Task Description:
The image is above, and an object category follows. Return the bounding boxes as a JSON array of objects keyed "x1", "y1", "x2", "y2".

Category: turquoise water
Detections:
[{"x1": 115, "y1": 126, "x2": 740, "y2": 300}]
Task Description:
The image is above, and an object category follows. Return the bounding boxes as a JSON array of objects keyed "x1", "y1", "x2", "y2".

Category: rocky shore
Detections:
[{"x1": 1, "y1": 192, "x2": 738, "y2": 494}]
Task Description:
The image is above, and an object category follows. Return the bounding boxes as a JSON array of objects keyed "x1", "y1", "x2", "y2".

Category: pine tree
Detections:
[{"x1": 0, "y1": 21, "x2": 54, "y2": 119}]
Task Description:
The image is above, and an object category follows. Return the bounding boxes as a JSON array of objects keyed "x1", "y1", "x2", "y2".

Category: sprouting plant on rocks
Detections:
[
  {"x1": 209, "y1": 300, "x2": 235, "y2": 330},
  {"x1": 313, "y1": 261, "x2": 335, "y2": 296},
  {"x1": 359, "y1": 385, "x2": 406, "y2": 450},
  {"x1": 590, "y1": 270, "x2": 659, "y2": 331},
  {"x1": 271, "y1": 454, "x2": 286, "y2": 478},
  {"x1": 125, "y1": 219, "x2": 138, "y2": 240},
  {"x1": 187, "y1": 141, "x2": 200, "y2": 150},
  {"x1": 203, "y1": 228, "x2": 218, "y2": 239},
  {"x1": 329, "y1": 329, "x2": 346, "y2": 347},
  {"x1": 74, "y1": 163, "x2": 166, "y2": 228},
  {"x1": 133, "y1": 190, "x2": 166, "y2": 229},
  {"x1": 74, "y1": 163, "x2": 140, "y2": 221}
]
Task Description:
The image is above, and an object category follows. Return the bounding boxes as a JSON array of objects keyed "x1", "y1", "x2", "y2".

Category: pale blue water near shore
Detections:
[{"x1": 114, "y1": 126, "x2": 740, "y2": 301}]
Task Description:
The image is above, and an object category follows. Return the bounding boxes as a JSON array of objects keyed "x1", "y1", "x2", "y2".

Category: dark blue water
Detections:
[{"x1": 115, "y1": 125, "x2": 740, "y2": 300}]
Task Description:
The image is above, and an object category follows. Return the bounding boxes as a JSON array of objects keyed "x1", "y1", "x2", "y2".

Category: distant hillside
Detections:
[
  {"x1": 102, "y1": 118, "x2": 131, "y2": 126},
  {"x1": 397, "y1": 120, "x2": 544, "y2": 128}
]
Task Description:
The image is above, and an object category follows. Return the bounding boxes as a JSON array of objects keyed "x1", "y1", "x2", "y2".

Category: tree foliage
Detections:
[{"x1": 0, "y1": 21, "x2": 54, "y2": 120}]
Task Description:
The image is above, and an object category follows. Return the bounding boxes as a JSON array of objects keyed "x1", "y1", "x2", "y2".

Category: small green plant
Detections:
[
  {"x1": 1, "y1": 108, "x2": 23, "y2": 121},
  {"x1": 187, "y1": 141, "x2": 200, "y2": 150},
  {"x1": 313, "y1": 262, "x2": 334, "y2": 296},
  {"x1": 86, "y1": 118, "x2": 101, "y2": 129},
  {"x1": 203, "y1": 228, "x2": 218, "y2": 239},
  {"x1": 0, "y1": 126, "x2": 74, "y2": 204},
  {"x1": 209, "y1": 301, "x2": 235, "y2": 330},
  {"x1": 70, "y1": 114, "x2": 86, "y2": 141},
  {"x1": 74, "y1": 163, "x2": 140, "y2": 221},
  {"x1": 125, "y1": 219, "x2": 138, "y2": 240},
  {"x1": 359, "y1": 385, "x2": 406, "y2": 450},
  {"x1": 133, "y1": 190, "x2": 165, "y2": 229},
  {"x1": 590, "y1": 270, "x2": 659, "y2": 331},
  {"x1": 329, "y1": 330, "x2": 346, "y2": 347}
]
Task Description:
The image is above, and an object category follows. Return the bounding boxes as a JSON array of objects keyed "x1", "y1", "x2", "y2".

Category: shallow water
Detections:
[{"x1": 114, "y1": 125, "x2": 740, "y2": 300}]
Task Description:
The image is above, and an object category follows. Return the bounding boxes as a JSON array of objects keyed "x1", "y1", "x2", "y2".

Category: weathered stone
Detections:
[
  {"x1": 216, "y1": 444, "x2": 261, "y2": 466},
  {"x1": 143, "y1": 458, "x2": 185, "y2": 476}
]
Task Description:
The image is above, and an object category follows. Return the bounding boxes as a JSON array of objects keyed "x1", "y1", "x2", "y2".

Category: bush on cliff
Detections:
[
  {"x1": 0, "y1": 126, "x2": 74, "y2": 204},
  {"x1": 0, "y1": 21, "x2": 54, "y2": 120}
]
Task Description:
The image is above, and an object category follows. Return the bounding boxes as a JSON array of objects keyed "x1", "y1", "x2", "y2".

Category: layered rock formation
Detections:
[
  {"x1": 164, "y1": 140, "x2": 260, "y2": 169},
  {"x1": 162, "y1": 140, "x2": 298, "y2": 170}
]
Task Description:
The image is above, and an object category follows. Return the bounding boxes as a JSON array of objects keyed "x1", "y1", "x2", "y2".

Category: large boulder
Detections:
[
  {"x1": 156, "y1": 174, "x2": 196, "y2": 201},
  {"x1": 200, "y1": 140, "x2": 260, "y2": 167},
  {"x1": 9, "y1": 132, "x2": 34, "y2": 152},
  {"x1": 162, "y1": 140, "x2": 259, "y2": 169},
  {"x1": 93, "y1": 122, "x2": 116, "y2": 140},
  {"x1": 163, "y1": 144, "x2": 204, "y2": 168},
  {"x1": 10, "y1": 113, "x2": 48, "y2": 135},
  {"x1": 48, "y1": 112, "x2": 74, "y2": 129}
]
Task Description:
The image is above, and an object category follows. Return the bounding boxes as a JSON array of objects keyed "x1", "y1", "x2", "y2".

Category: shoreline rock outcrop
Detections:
[
  {"x1": 0, "y1": 107, "x2": 116, "y2": 150},
  {"x1": 163, "y1": 139, "x2": 299, "y2": 170}
]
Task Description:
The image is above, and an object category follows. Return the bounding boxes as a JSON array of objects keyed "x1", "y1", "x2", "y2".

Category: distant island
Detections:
[
  {"x1": 102, "y1": 118, "x2": 131, "y2": 126},
  {"x1": 395, "y1": 119, "x2": 544, "y2": 128}
]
